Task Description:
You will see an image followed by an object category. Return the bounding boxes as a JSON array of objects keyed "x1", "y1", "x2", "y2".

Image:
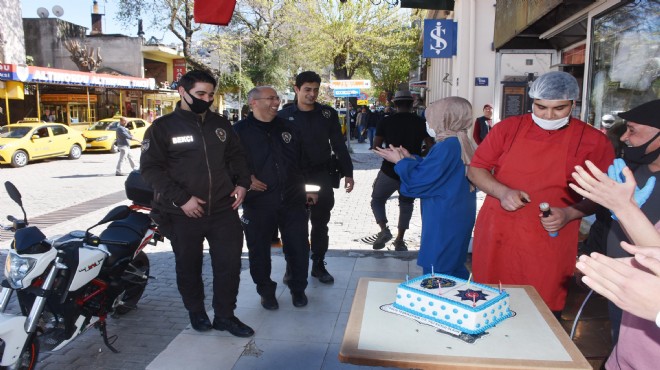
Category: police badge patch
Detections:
[
  {"x1": 216, "y1": 128, "x2": 227, "y2": 142},
  {"x1": 322, "y1": 109, "x2": 331, "y2": 119},
  {"x1": 282, "y1": 132, "x2": 292, "y2": 143},
  {"x1": 141, "y1": 139, "x2": 150, "y2": 152}
]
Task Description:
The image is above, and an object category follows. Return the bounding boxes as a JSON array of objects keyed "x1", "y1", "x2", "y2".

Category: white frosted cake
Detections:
[{"x1": 392, "y1": 274, "x2": 512, "y2": 334}]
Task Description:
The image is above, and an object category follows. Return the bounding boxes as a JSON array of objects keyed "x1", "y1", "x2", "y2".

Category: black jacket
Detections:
[
  {"x1": 140, "y1": 103, "x2": 251, "y2": 216},
  {"x1": 233, "y1": 114, "x2": 306, "y2": 207},
  {"x1": 277, "y1": 103, "x2": 353, "y2": 178}
]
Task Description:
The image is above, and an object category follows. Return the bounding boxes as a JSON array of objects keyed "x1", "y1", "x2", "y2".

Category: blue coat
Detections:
[{"x1": 394, "y1": 137, "x2": 476, "y2": 278}]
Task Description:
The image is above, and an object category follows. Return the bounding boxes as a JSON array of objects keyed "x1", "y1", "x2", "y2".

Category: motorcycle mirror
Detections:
[
  {"x1": 4, "y1": 181, "x2": 23, "y2": 206},
  {"x1": 4, "y1": 181, "x2": 28, "y2": 224},
  {"x1": 85, "y1": 205, "x2": 131, "y2": 242}
]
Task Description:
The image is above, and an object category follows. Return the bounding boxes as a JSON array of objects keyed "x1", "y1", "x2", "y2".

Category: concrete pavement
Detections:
[{"x1": 0, "y1": 140, "x2": 429, "y2": 369}]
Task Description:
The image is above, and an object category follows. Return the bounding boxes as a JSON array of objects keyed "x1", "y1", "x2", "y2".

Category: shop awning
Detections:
[
  {"x1": 494, "y1": 0, "x2": 596, "y2": 50},
  {"x1": 0, "y1": 64, "x2": 156, "y2": 90}
]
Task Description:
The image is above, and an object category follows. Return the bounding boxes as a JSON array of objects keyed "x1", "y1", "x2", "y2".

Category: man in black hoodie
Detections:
[
  {"x1": 140, "y1": 70, "x2": 254, "y2": 337},
  {"x1": 234, "y1": 86, "x2": 316, "y2": 309}
]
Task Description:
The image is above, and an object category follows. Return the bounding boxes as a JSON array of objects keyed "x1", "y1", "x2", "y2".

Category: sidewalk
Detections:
[{"x1": 0, "y1": 141, "x2": 609, "y2": 369}]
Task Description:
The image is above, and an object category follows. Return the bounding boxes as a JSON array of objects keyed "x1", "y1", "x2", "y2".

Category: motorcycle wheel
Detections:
[
  {"x1": 2, "y1": 333, "x2": 39, "y2": 370},
  {"x1": 114, "y1": 251, "x2": 150, "y2": 315}
]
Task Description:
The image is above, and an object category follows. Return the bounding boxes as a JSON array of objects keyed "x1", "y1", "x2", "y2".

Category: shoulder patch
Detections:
[
  {"x1": 322, "y1": 109, "x2": 331, "y2": 119},
  {"x1": 216, "y1": 128, "x2": 227, "y2": 142},
  {"x1": 141, "y1": 139, "x2": 150, "y2": 152},
  {"x1": 281, "y1": 131, "x2": 292, "y2": 143}
]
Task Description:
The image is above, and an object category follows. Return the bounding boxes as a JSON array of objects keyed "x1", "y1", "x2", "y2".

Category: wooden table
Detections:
[{"x1": 339, "y1": 278, "x2": 591, "y2": 370}]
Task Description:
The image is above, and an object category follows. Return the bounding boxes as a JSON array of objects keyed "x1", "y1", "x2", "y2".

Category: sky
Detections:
[{"x1": 21, "y1": 0, "x2": 179, "y2": 44}]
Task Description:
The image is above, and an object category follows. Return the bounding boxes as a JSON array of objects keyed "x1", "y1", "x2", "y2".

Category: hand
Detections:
[
  {"x1": 306, "y1": 193, "x2": 318, "y2": 205},
  {"x1": 181, "y1": 196, "x2": 206, "y2": 218},
  {"x1": 606, "y1": 158, "x2": 656, "y2": 209},
  {"x1": 539, "y1": 206, "x2": 569, "y2": 233},
  {"x1": 249, "y1": 175, "x2": 267, "y2": 192},
  {"x1": 498, "y1": 188, "x2": 530, "y2": 211},
  {"x1": 570, "y1": 160, "x2": 638, "y2": 218},
  {"x1": 576, "y1": 246, "x2": 660, "y2": 322},
  {"x1": 231, "y1": 186, "x2": 247, "y2": 210},
  {"x1": 344, "y1": 177, "x2": 354, "y2": 193},
  {"x1": 372, "y1": 146, "x2": 404, "y2": 164}
]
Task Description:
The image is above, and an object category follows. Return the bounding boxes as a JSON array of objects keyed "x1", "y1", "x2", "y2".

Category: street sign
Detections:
[
  {"x1": 475, "y1": 77, "x2": 489, "y2": 86},
  {"x1": 330, "y1": 80, "x2": 371, "y2": 89},
  {"x1": 357, "y1": 99, "x2": 369, "y2": 105},
  {"x1": 333, "y1": 88, "x2": 361, "y2": 98}
]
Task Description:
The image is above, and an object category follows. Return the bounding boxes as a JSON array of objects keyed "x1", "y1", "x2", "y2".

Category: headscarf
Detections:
[{"x1": 425, "y1": 96, "x2": 477, "y2": 166}]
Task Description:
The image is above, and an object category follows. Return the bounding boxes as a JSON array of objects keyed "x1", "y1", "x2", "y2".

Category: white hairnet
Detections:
[
  {"x1": 601, "y1": 114, "x2": 616, "y2": 129},
  {"x1": 528, "y1": 71, "x2": 580, "y2": 101}
]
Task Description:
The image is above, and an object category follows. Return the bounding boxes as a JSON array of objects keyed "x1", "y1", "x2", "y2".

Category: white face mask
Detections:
[{"x1": 531, "y1": 113, "x2": 570, "y2": 130}]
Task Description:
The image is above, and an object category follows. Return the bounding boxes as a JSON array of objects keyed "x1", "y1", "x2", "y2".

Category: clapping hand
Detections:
[{"x1": 372, "y1": 145, "x2": 412, "y2": 164}]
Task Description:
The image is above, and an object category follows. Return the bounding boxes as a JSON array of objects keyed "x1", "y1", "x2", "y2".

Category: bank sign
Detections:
[
  {"x1": 0, "y1": 63, "x2": 156, "y2": 90},
  {"x1": 423, "y1": 19, "x2": 457, "y2": 58}
]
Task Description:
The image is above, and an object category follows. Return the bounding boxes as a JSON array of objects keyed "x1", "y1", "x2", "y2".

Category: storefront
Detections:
[
  {"x1": 0, "y1": 63, "x2": 157, "y2": 125},
  {"x1": 586, "y1": 0, "x2": 659, "y2": 128}
]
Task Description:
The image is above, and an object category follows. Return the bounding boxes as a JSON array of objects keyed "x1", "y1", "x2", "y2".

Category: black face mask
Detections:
[
  {"x1": 183, "y1": 90, "x2": 213, "y2": 114},
  {"x1": 623, "y1": 132, "x2": 660, "y2": 165}
]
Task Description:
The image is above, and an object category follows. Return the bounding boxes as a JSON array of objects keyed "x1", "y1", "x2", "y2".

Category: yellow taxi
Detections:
[
  {"x1": 82, "y1": 116, "x2": 150, "y2": 153},
  {"x1": 0, "y1": 122, "x2": 86, "y2": 167}
]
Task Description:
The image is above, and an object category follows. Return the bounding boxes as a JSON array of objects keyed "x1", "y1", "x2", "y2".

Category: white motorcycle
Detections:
[{"x1": 0, "y1": 180, "x2": 160, "y2": 370}]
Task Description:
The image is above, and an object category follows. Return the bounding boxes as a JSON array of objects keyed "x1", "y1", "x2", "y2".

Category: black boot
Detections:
[{"x1": 311, "y1": 257, "x2": 334, "y2": 284}]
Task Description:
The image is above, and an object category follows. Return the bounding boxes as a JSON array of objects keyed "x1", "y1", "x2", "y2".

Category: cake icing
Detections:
[{"x1": 392, "y1": 273, "x2": 512, "y2": 334}]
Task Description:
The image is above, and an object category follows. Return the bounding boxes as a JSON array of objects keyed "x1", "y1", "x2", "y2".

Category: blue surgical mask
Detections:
[{"x1": 531, "y1": 113, "x2": 570, "y2": 130}]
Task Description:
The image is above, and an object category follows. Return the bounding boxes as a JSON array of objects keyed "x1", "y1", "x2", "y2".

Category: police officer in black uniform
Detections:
[
  {"x1": 140, "y1": 70, "x2": 254, "y2": 337},
  {"x1": 234, "y1": 86, "x2": 316, "y2": 309},
  {"x1": 278, "y1": 71, "x2": 354, "y2": 284}
]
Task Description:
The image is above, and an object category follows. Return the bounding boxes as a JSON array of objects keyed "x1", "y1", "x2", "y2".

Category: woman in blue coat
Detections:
[{"x1": 373, "y1": 97, "x2": 477, "y2": 279}]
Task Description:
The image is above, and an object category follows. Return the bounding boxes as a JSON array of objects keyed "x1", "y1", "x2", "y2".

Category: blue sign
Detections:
[
  {"x1": 423, "y1": 19, "x2": 457, "y2": 58},
  {"x1": 475, "y1": 77, "x2": 489, "y2": 86},
  {"x1": 334, "y1": 88, "x2": 360, "y2": 98}
]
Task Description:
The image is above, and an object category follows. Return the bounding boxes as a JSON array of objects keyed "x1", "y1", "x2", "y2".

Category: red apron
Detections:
[{"x1": 472, "y1": 116, "x2": 581, "y2": 311}]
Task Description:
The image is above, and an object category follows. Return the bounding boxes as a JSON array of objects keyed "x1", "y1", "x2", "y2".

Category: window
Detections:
[
  {"x1": 134, "y1": 120, "x2": 146, "y2": 128},
  {"x1": 49, "y1": 125, "x2": 68, "y2": 136},
  {"x1": 36, "y1": 127, "x2": 50, "y2": 138},
  {"x1": 587, "y1": 0, "x2": 660, "y2": 128}
]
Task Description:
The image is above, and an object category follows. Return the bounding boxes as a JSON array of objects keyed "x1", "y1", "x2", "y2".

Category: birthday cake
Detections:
[{"x1": 392, "y1": 274, "x2": 512, "y2": 334}]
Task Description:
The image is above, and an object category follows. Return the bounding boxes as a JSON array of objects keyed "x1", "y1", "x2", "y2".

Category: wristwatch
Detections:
[{"x1": 656, "y1": 311, "x2": 660, "y2": 328}]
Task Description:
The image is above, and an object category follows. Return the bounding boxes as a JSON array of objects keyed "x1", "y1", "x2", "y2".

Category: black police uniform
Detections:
[
  {"x1": 233, "y1": 113, "x2": 309, "y2": 297},
  {"x1": 277, "y1": 103, "x2": 353, "y2": 264},
  {"x1": 140, "y1": 102, "x2": 251, "y2": 318}
]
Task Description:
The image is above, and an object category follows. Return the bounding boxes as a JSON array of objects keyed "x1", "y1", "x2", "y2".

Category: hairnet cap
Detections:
[
  {"x1": 601, "y1": 114, "x2": 616, "y2": 129},
  {"x1": 528, "y1": 71, "x2": 580, "y2": 101},
  {"x1": 617, "y1": 99, "x2": 660, "y2": 129}
]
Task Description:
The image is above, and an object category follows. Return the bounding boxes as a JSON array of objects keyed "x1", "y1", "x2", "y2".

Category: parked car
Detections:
[
  {"x1": 82, "y1": 116, "x2": 149, "y2": 153},
  {"x1": 0, "y1": 123, "x2": 86, "y2": 167}
]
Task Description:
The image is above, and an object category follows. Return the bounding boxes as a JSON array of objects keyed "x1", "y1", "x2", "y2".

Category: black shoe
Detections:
[
  {"x1": 213, "y1": 316, "x2": 255, "y2": 338},
  {"x1": 291, "y1": 291, "x2": 308, "y2": 307},
  {"x1": 393, "y1": 239, "x2": 408, "y2": 252},
  {"x1": 311, "y1": 259, "x2": 334, "y2": 284},
  {"x1": 372, "y1": 228, "x2": 392, "y2": 250},
  {"x1": 189, "y1": 311, "x2": 212, "y2": 332},
  {"x1": 260, "y1": 294, "x2": 279, "y2": 310}
]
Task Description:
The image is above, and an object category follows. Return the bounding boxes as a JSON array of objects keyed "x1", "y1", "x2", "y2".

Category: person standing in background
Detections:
[
  {"x1": 472, "y1": 104, "x2": 493, "y2": 145},
  {"x1": 278, "y1": 71, "x2": 354, "y2": 284},
  {"x1": 115, "y1": 117, "x2": 141, "y2": 176}
]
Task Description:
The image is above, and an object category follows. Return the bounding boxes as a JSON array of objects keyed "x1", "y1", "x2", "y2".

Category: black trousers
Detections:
[
  {"x1": 307, "y1": 171, "x2": 335, "y2": 260},
  {"x1": 165, "y1": 207, "x2": 243, "y2": 318},
  {"x1": 242, "y1": 203, "x2": 309, "y2": 295}
]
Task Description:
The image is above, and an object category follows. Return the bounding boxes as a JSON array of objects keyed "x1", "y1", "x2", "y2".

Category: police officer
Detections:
[
  {"x1": 278, "y1": 71, "x2": 354, "y2": 284},
  {"x1": 234, "y1": 86, "x2": 316, "y2": 309},
  {"x1": 140, "y1": 70, "x2": 254, "y2": 337}
]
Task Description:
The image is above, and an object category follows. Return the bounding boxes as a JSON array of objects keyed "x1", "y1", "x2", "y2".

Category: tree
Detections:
[
  {"x1": 115, "y1": 0, "x2": 209, "y2": 73},
  {"x1": 291, "y1": 0, "x2": 419, "y2": 82}
]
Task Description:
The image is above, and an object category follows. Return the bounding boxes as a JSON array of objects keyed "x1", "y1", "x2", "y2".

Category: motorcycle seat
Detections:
[{"x1": 99, "y1": 211, "x2": 151, "y2": 266}]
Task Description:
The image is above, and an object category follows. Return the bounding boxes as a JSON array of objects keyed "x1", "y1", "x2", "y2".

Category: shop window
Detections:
[{"x1": 588, "y1": 0, "x2": 660, "y2": 128}]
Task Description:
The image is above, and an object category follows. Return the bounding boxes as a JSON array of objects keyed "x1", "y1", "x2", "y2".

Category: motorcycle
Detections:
[{"x1": 0, "y1": 179, "x2": 161, "y2": 370}]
